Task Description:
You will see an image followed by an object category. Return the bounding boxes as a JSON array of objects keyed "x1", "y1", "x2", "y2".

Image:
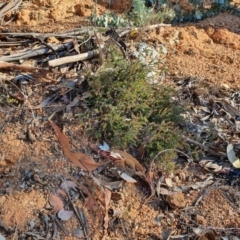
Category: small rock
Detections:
[
  {"x1": 196, "y1": 214, "x2": 207, "y2": 227},
  {"x1": 74, "y1": 4, "x2": 92, "y2": 17},
  {"x1": 166, "y1": 192, "x2": 186, "y2": 209},
  {"x1": 111, "y1": 192, "x2": 122, "y2": 201},
  {"x1": 0, "y1": 196, "x2": 6, "y2": 205}
]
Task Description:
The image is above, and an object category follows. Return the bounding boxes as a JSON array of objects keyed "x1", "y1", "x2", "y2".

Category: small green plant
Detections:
[
  {"x1": 79, "y1": 44, "x2": 184, "y2": 170},
  {"x1": 89, "y1": 12, "x2": 129, "y2": 27},
  {"x1": 6, "y1": 96, "x2": 19, "y2": 104},
  {"x1": 172, "y1": 0, "x2": 234, "y2": 23},
  {"x1": 89, "y1": 0, "x2": 175, "y2": 27}
]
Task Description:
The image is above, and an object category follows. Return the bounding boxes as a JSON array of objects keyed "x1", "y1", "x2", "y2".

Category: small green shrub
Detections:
[
  {"x1": 89, "y1": 12, "x2": 129, "y2": 27},
  {"x1": 129, "y1": 1, "x2": 175, "y2": 26},
  {"x1": 79, "y1": 45, "x2": 184, "y2": 168},
  {"x1": 89, "y1": 0, "x2": 175, "y2": 27}
]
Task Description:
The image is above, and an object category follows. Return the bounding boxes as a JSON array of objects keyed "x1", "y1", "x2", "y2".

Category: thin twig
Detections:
[
  {"x1": 5, "y1": 79, "x2": 36, "y2": 120},
  {"x1": 77, "y1": 206, "x2": 89, "y2": 237},
  {"x1": 49, "y1": 214, "x2": 68, "y2": 235},
  {"x1": 194, "y1": 179, "x2": 220, "y2": 206},
  {"x1": 61, "y1": 177, "x2": 87, "y2": 238},
  {"x1": 0, "y1": 113, "x2": 12, "y2": 134},
  {"x1": 12, "y1": 222, "x2": 18, "y2": 240},
  {"x1": 183, "y1": 136, "x2": 226, "y2": 157}
]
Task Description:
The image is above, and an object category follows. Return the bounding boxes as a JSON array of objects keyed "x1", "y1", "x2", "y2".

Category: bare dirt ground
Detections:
[{"x1": 0, "y1": 0, "x2": 240, "y2": 239}]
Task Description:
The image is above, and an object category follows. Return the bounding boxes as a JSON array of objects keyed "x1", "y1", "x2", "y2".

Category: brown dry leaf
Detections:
[
  {"x1": 197, "y1": 229, "x2": 216, "y2": 240},
  {"x1": 85, "y1": 196, "x2": 97, "y2": 211},
  {"x1": 11, "y1": 91, "x2": 25, "y2": 101},
  {"x1": 49, "y1": 120, "x2": 101, "y2": 172},
  {"x1": 56, "y1": 188, "x2": 67, "y2": 199},
  {"x1": 138, "y1": 144, "x2": 145, "y2": 160},
  {"x1": 49, "y1": 192, "x2": 64, "y2": 212},
  {"x1": 112, "y1": 149, "x2": 144, "y2": 172}
]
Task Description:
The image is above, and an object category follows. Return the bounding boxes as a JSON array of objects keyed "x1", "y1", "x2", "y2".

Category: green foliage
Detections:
[
  {"x1": 89, "y1": 0, "x2": 237, "y2": 27},
  {"x1": 129, "y1": 1, "x2": 175, "y2": 26},
  {"x1": 128, "y1": 0, "x2": 152, "y2": 26},
  {"x1": 80, "y1": 45, "x2": 184, "y2": 167},
  {"x1": 6, "y1": 96, "x2": 19, "y2": 104},
  {"x1": 172, "y1": 0, "x2": 234, "y2": 23},
  {"x1": 144, "y1": 122, "x2": 183, "y2": 158},
  {"x1": 89, "y1": 0, "x2": 175, "y2": 27},
  {"x1": 155, "y1": 150, "x2": 177, "y2": 173},
  {"x1": 89, "y1": 12, "x2": 129, "y2": 27}
]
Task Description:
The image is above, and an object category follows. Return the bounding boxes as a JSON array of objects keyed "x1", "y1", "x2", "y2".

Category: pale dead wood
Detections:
[
  {"x1": 0, "y1": 0, "x2": 22, "y2": 21},
  {"x1": 48, "y1": 49, "x2": 99, "y2": 67}
]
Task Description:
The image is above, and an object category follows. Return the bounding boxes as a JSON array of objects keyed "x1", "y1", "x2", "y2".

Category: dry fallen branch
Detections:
[
  {"x1": 48, "y1": 49, "x2": 99, "y2": 67},
  {"x1": 0, "y1": 26, "x2": 107, "y2": 39},
  {"x1": 0, "y1": 0, "x2": 22, "y2": 22},
  {"x1": 183, "y1": 136, "x2": 226, "y2": 157},
  {"x1": 0, "y1": 61, "x2": 49, "y2": 72},
  {"x1": 0, "y1": 42, "x2": 73, "y2": 62},
  {"x1": 0, "y1": 40, "x2": 33, "y2": 47}
]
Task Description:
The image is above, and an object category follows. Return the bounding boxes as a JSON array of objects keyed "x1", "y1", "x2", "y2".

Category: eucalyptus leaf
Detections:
[
  {"x1": 227, "y1": 144, "x2": 240, "y2": 168},
  {"x1": 118, "y1": 171, "x2": 137, "y2": 183},
  {"x1": 58, "y1": 209, "x2": 74, "y2": 221}
]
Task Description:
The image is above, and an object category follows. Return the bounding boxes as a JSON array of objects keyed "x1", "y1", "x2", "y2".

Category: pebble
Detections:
[{"x1": 0, "y1": 196, "x2": 6, "y2": 205}]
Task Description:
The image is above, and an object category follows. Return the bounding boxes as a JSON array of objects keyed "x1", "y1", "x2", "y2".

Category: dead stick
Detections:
[
  {"x1": 0, "y1": 61, "x2": 48, "y2": 72},
  {"x1": 61, "y1": 178, "x2": 87, "y2": 237},
  {"x1": 183, "y1": 136, "x2": 226, "y2": 157},
  {"x1": 48, "y1": 49, "x2": 99, "y2": 67},
  {"x1": 0, "y1": 0, "x2": 22, "y2": 19}
]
